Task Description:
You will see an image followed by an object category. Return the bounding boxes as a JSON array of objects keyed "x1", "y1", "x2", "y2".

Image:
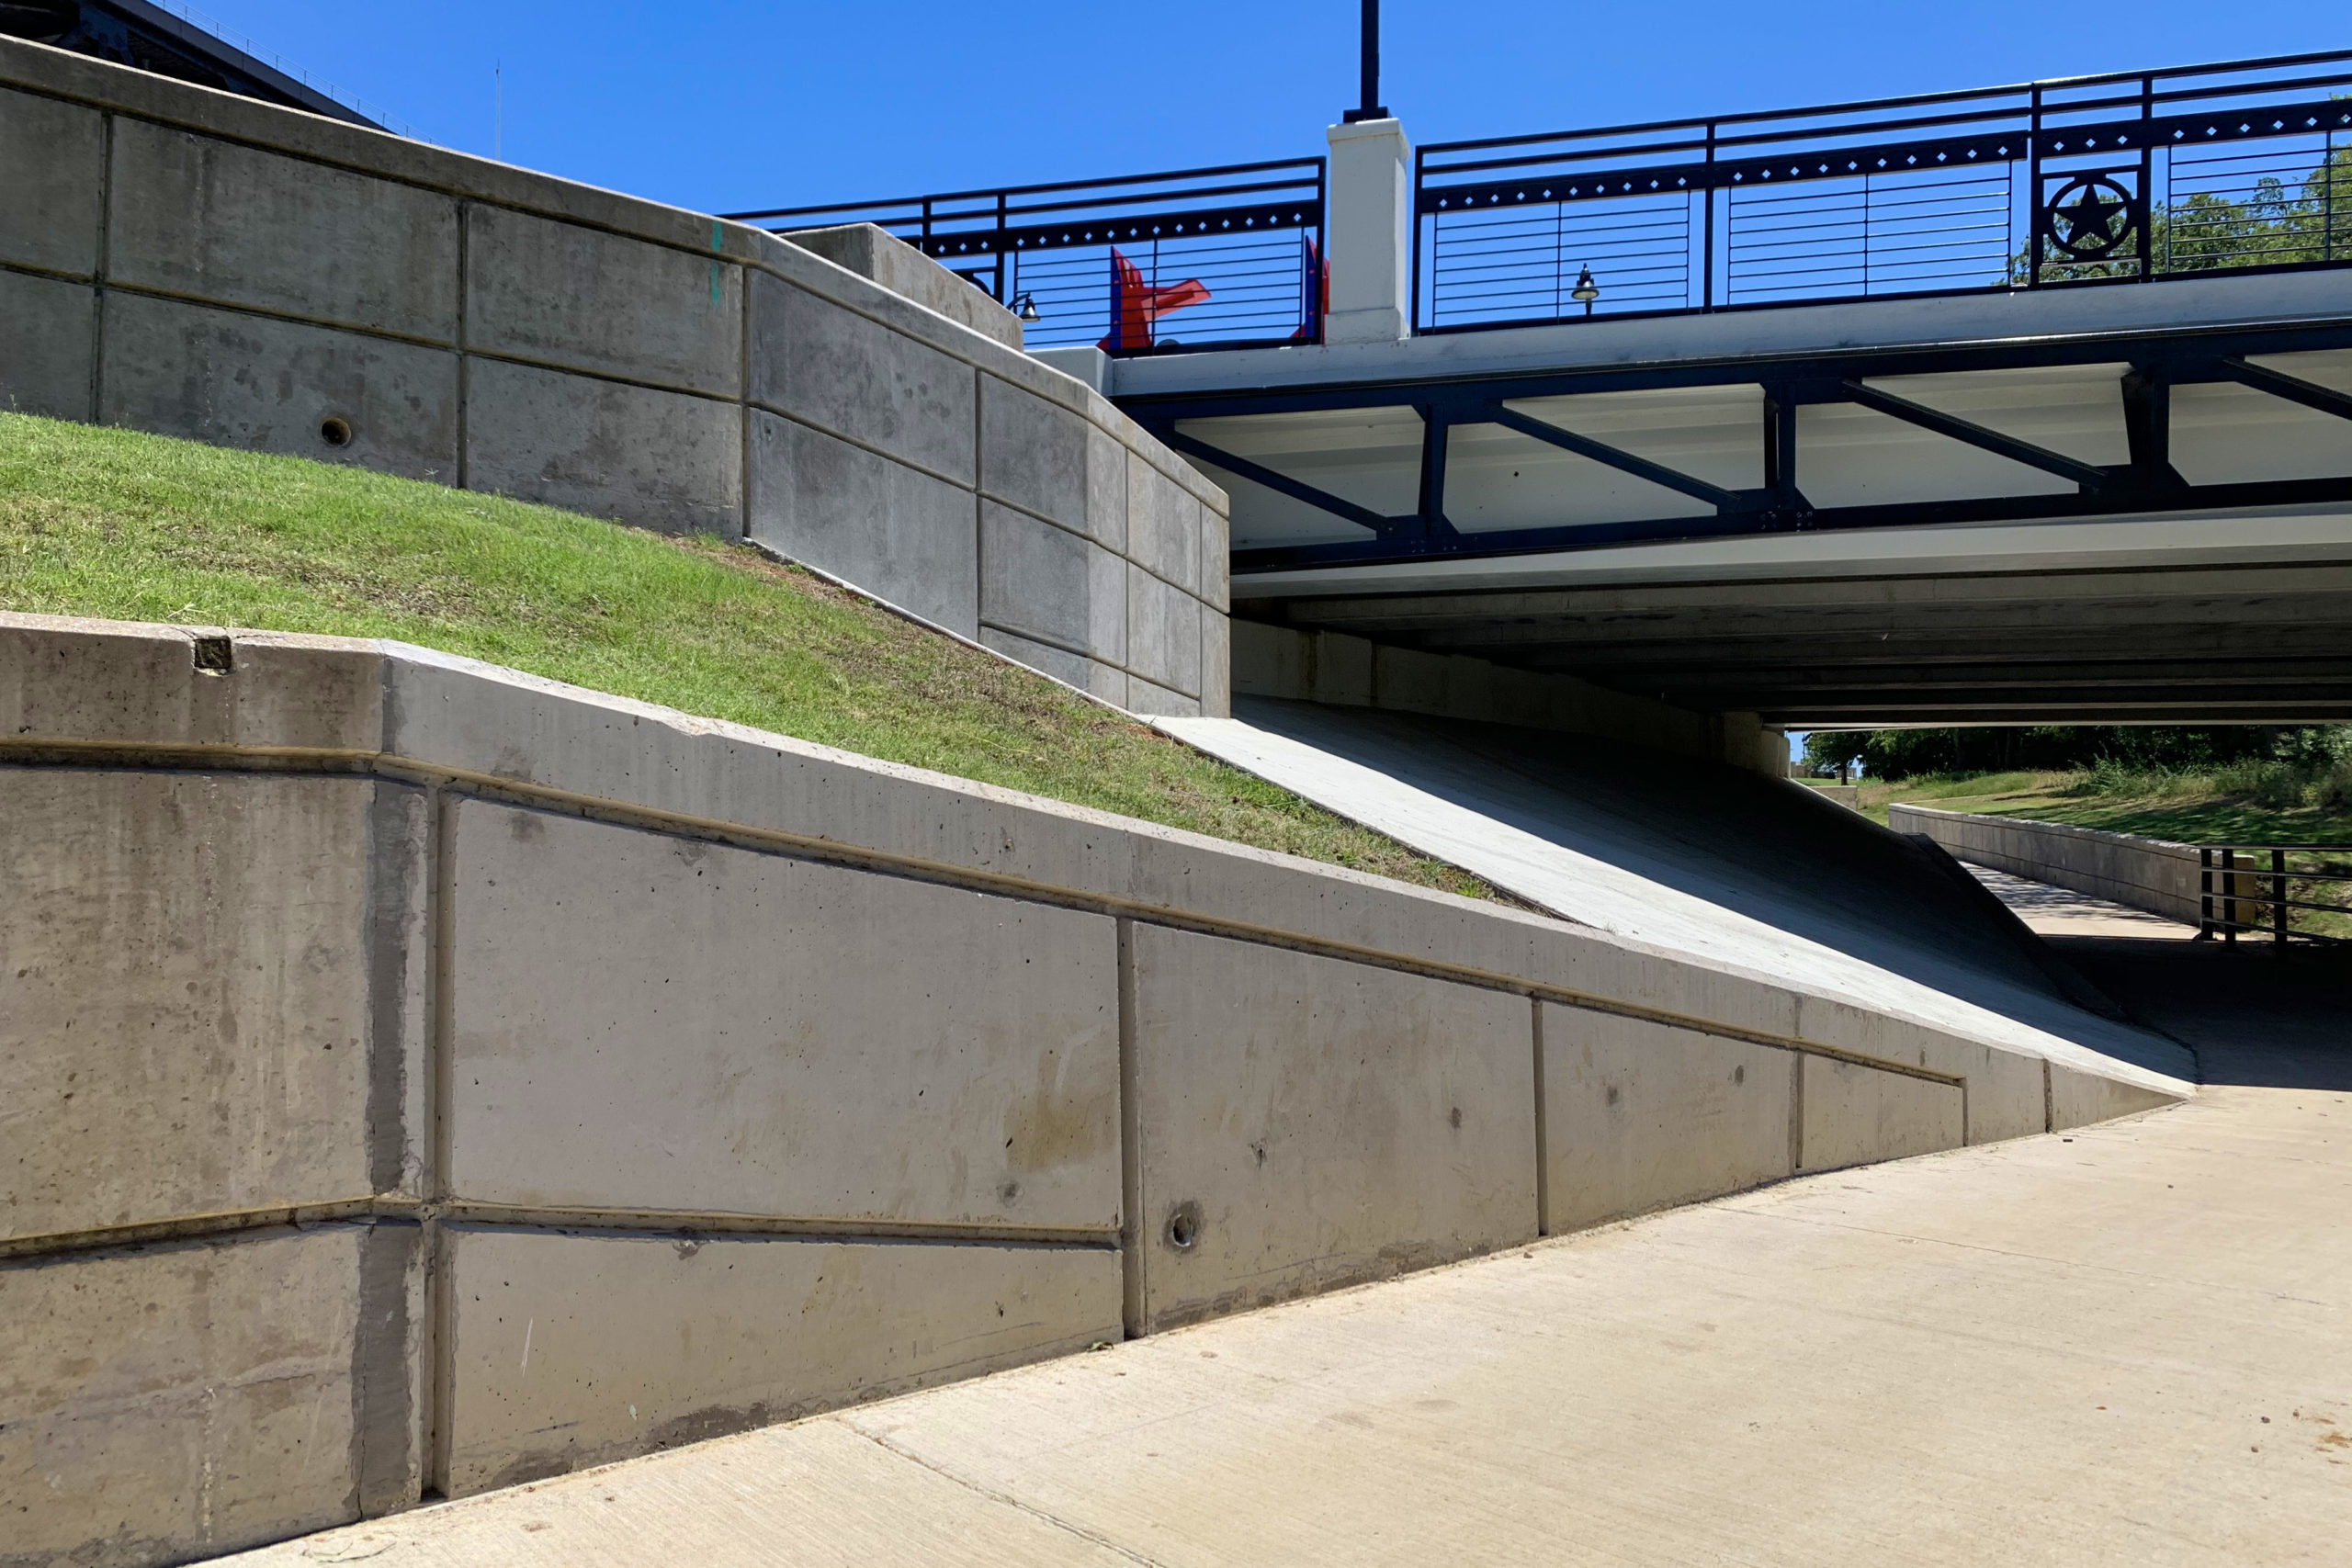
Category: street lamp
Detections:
[
  {"x1": 1012, "y1": 293, "x2": 1041, "y2": 323},
  {"x1": 1571, "y1": 265, "x2": 1600, "y2": 316}
]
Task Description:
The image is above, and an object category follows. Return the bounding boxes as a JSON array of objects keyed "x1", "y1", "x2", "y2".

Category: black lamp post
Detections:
[
  {"x1": 1571, "y1": 265, "x2": 1600, "y2": 316},
  {"x1": 1341, "y1": 0, "x2": 1388, "y2": 122}
]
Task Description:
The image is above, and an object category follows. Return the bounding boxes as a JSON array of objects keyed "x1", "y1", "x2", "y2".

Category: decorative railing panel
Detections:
[
  {"x1": 1415, "y1": 50, "x2": 2352, "y2": 332},
  {"x1": 727, "y1": 160, "x2": 1324, "y2": 355}
]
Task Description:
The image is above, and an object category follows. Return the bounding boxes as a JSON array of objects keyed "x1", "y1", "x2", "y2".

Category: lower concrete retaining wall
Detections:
[
  {"x1": 1890, "y1": 803, "x2": 2203, "y2": 924},
  {"x1": 1232, "y1": 620, "x2": 1790, "y2": 776},
  {"x1": 0, "y1": 37, "x2": 1228, "y2": 716},
  {"x1": 0, "y1": 614, "x2": 2187, "y2": 1565}
]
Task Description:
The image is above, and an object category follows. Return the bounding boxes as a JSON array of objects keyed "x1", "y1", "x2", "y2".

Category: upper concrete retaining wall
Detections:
[
  {"x1": 0, "y1": 613, "x2": 2185, "y2": 1565},
  {"x1": 1233, "y1": 619, "x2": 1790, "y2": 776},
  {"x1": 1891, "y1": 803, "x2": 2203, "y2": 924},
  {"x1": 0, "y1": 37, "x2": 1227, "y2": 716}
]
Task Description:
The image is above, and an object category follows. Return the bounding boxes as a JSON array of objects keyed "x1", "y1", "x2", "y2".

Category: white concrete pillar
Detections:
[{"x1": 1323, "y1": 117, "x2": 1411, "y2": 344}]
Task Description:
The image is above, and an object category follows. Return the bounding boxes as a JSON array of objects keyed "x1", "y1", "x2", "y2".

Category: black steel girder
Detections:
[{"x1": 1124, "y1": 318, "x2": 2352, "y2": 573}]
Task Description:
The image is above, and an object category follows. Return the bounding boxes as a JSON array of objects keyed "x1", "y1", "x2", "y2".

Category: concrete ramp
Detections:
[{"x1": 1157, "y1": 697, "x2": 2196, "y2": 1087}]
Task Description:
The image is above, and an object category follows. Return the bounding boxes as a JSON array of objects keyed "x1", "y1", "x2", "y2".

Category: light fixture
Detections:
[
  {"x1": 1570, "y1": 265, "x2": 1600, "y2": 316},
  {"x1": 1012, "y1": 292, "x2": 1042, "y2": 323}
]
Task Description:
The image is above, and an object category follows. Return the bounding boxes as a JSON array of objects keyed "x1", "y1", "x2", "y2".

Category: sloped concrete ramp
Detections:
[
  {"x1": 1157, "y1": 697, "x2": 2195, "y2": 1087},
  {"x1": 225, "y1": 941, "x2": 2351, "y2": 1568}
]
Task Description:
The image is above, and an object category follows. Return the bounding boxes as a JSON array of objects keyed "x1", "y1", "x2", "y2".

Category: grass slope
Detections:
[
  {"x1": 0, "y1": 413, "x2": 1496, "y2": 901},
  {"x1": 1860, "y1": 771, "x2": 2352, "y2": 845}
]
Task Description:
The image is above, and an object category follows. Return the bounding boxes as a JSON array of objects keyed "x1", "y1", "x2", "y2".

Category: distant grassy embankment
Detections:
[
  {"x1": 1858, "y1": 765, "x2": 2352, "y2": 844},
  {"x1": 0, "y1": 413, "x2": 1498, "y2": 901}
]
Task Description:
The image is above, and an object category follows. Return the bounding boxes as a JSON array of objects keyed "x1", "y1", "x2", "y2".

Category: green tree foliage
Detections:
[
  {"x1": 1807, "y1": 725, "x2": 2350, "y2": 781},
  {"x1": 2018, "y1": 141, "x2": 2352, "y2": 283}
]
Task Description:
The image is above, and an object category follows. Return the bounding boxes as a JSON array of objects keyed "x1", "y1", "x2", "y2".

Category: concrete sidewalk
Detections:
[
  {"x1": 234, "y1": 942, "x2": 2351, "y2": 1568},
  {"x1": 1964, "y1": 862, "x2": 2199, "y2": 940}
]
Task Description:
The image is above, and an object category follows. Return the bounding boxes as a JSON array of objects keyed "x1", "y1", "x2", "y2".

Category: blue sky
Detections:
[{"x1": 191, "y1": 2, "x2": 2342, "y2": 217}]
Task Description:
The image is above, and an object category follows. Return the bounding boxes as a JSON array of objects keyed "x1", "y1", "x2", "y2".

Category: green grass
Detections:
[
  {"x1": 0, "y1": 413, "x2": 1499, "y2": 901},
  {"x1": 1859, "y1": 769, "x2": 2352, "y2": 844}
]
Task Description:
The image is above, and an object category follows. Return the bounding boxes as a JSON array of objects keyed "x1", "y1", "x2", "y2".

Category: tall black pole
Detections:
[{"x1": 1343, "y1": 0, "x2": 1387, "y2": 122}]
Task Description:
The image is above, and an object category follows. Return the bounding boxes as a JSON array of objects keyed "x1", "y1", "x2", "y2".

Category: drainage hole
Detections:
[
  {"x1": 1163, "y1": 1201, "x2": 1202, "y2": 1252},
  {"x1": 319, "y1": 416, "x2": 354, "y2": 447}
]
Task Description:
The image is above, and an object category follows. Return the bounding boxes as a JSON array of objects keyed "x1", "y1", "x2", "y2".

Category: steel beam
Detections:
[
  {"x1": 1483, "y1": 404, "x2": 1747, "y2": 510},
  {"x1": 1839, "y1": 379, "x2": 2109, "y2": 489},
  {"x1": 1158, "y1": 429, "x2": 1398, "y2": 536},
  {"x1": 2219, "y1": 356, "x2": 2352, "y2": 423}
]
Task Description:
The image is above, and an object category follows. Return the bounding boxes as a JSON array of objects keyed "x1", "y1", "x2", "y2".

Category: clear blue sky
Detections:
[{"x1": 193, "y1": 2, "x2": 2342, "y2": 217}]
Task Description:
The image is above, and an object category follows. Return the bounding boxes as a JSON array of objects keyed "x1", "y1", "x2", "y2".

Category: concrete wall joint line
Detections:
[
  {"x1": 976, "y1": 489, "x2": 1217, "y2": 602},
  {"x1": 0, "y1": 1198, "x2": 1119, "y2": 1267},
  {"x1": 0, "y1": 741, "x2": 1973, "y2": 1086},
  {"x1": 79, "y1": 274, "x2": 465, "y2": 353},
  {"x1": 1, "y1": 253, "x2": 98, "y2": 288}
]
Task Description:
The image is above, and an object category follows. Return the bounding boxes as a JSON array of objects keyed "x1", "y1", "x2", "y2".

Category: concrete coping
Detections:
[
  {"x1": 0, "y1": 34, "x2": 1228, "y2": 517},
  {"x1": 0, "y1": 612, "x2": 2191, "y2": 1099}
]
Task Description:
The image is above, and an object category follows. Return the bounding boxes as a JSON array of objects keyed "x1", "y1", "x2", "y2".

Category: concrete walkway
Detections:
[
  {"x1": 1965, "y1": 862, "x2": 2199, "y2": 941},
  {"x1": 234, "y1": 942, "x2": 2351, "y2": 1567}
]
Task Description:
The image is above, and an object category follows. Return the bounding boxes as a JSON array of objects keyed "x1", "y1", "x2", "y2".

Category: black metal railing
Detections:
[
  {"x1": 2199, "y1": 844, "x2": 2352, "y2": 944},
  {"x1": 1414, "y1": 48, "x2": 2352, "y2": 333},
  {"x1": 726, "y1": 159, "x2": 1325, "y2": 355}
]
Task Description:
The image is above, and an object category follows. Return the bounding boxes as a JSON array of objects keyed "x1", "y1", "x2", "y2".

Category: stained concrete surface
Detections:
[{"x1": 228, "y1": 939, "x2": 2352, "y2": 1567}]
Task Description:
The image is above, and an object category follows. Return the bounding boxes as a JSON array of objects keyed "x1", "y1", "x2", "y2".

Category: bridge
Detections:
[{"x1": 733, "y1": 49, "x2": 2352, "y2": 731}]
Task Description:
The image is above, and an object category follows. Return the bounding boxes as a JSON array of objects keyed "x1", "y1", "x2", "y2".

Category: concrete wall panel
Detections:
[
  {"x1": 0, "y1": 770, "x2": 383, "y2": 1242},
  {"x1": 2052, "y1": 1065, "x2": 2181, "y2": 1131},
  {"x1": 1542, "y1": 1007, "x2": 1793, "y2": 1232},
  {"x1": 465, "y1": 357, "x2": 739, "y2": 536},
  {"x1": 981, "y1": 501, "x2": 1117, "y2": 655},
  {"x1": 978, "y1": 374, "x2": 1088, "y2": 532},
  {"x1": 440, "y1": 1226, "x2": 1118, "y2": 1495},
  {"x1": 1126, "y1": 454, "x2": 1201, "y2": 593},
  {"x1": 1129, "y1": 926, "x2": 1538, "y2": 1330},
  {"x1": 0, "y1": 85, "x2": 104, "y2": 276},
  {"x1": 1799, "y1": 1056, "x2": 1965, "y2": 1174},
  {"x1": 750, "y1": 412, "x2": 977, "y2": 630},
  {"x1": 1197, "y1": 604, "x2": 1232, "y2": 718},
  {"x1": 750, "y1": 270, "x2": 977, "y2": 485},
  {"x1": 1127, "y1": 566, "x2": 1202, "y2": 698},
  {"x1": 447, "y1": 802, "x2": 1122, "y2": 1230},
  {"x1": 1084, "y1": 425, "x2": 1128, "y2": 551},
  {"x1": 0, "y1": 1227, "x2": 378, "y2": 1563},
  {"x1": 0, "y1": 267, "x2": 93, "y2": 421},
  {"x1": 979, "y1": 626, "x2": 1097, "y2": 693},
  {"x1": 1123, "y1": 671, "x2": 1201, "y2": 717},
  {"x1": 107, "y1": 118, "x2": 459, "y2": 340},
  {"x1": 100, "y1": 293, "x2": 459, "y2": 479},
  {"x1": 464, "y1": 205, "x2": 739, "y2": 395}
]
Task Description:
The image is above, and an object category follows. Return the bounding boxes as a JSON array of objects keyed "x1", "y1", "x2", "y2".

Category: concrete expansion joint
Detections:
[
  {"x1": 0, "y1": 737, "x2": 1981, "y2": 1094},
  {"x1": 848, "y1": 1423, "x2": 1176, "y2": 1568}
]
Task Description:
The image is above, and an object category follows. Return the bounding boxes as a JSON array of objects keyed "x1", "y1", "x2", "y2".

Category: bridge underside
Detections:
[
  {"x1": 1240, "y1": 514, "x2": 2352, "y2": 727},
  {"x1": 1120, "y1": 285, "x2": 2352, "y2": 727}
]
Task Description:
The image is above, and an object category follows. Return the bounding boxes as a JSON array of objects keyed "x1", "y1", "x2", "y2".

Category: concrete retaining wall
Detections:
[
  {"x1": 1890, "y1": 803, "x2": 2203, "y2": 924},
  {"x1": 0, "y1": 36, "x2": 1228, "y2": 716},
  {"x1": 0, "y1": 614, "x2": 2187, "y2": 1565},
  {"x1": 1232, "y1": 619, "x2": 1790, "y2": 776}
]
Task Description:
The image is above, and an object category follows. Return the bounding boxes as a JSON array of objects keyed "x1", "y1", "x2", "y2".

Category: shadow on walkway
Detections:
[{"x1": 2052, "y1": 935, "x2": 2352, "y2": 1089}]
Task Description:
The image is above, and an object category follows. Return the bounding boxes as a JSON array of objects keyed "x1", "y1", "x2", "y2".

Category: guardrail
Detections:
[
  {"x1": 2199, "y1": 844, "x2": 2352, "y2": 945},
  {"x1": 727, "y1": 159, "x2": 1325, "y2": 355},
  {"x1": 1413, "y1": 47, "x2": 2352, "y2": 333}
]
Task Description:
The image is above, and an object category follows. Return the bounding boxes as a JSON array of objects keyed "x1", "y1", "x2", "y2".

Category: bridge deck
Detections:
[{"x1": 231, "y1": 941, "x2": 2351, "y2": 1567}]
